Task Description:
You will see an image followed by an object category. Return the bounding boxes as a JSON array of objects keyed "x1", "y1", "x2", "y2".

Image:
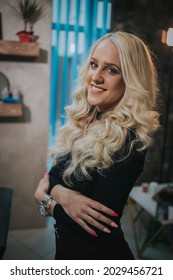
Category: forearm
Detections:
[
  {"x1": 49, "y1": 199, "x2": 57, "y2": 216},
  {"x1": 34, "y1": 179, "x2": 62, "y2": 202},
  {"x1": 34, "y1": 186, "x2": 47, "y2": 204},
  {"x1": 50, "y1": 184, "x2": 65, "y2": 205},
  {"x1": 34, "y1": 175, "x2": 118, "y2": 236},
  {"x1": 34, "y1": 184, "x2": 69, "y2": 216},
  {"x1": 34, "y1": 170, "x2": 64, "y2": 214},
  {"x1": 50, "y1": 184, "x2": 81, "y2": 209}
]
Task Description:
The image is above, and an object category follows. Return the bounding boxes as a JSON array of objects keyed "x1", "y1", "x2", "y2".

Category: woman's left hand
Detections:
[{"x1": 34, "y1": 174, "x2": 118, "y2": 236}]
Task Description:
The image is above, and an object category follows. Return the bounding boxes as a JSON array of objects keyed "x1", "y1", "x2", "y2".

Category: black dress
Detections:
[{"x1": 48, "y1": 146, "x2": 146, "y2": 260}]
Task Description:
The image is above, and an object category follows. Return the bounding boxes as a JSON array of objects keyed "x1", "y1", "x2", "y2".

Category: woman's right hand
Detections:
[{"x1": 51, "y1": 181, "x2": 118, "y2": 237}]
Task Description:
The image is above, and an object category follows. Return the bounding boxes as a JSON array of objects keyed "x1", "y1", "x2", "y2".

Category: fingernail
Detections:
[
  {"x1": 91, "y1": 231, "x2": 98, "y2": 237},
  {"x1": 111, "y1": 222, "x2": 118, "y2": 228},
  {"x1": 44, "y1": 172, "x2": 49, "y2": 176},
  {"x1": 111, "y1": 211, "x2": 118, "y2": 217},
  {"x1": 103, "y1": 227, "x2": 111, "y2": 233}
]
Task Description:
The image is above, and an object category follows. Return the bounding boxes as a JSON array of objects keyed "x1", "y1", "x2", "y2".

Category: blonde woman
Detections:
[{"x1": 34, "y1": 31, "x2": 159, "y2": 259}]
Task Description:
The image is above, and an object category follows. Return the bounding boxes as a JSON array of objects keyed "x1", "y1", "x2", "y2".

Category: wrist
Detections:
[
  {"x1": 34, "y1": 189, "x2": 46, "y2": 204},
  {"x1": 37, "y1": 194, "x2": 56, "y2": 217},
  {"x1": 50, "y1": 184, "x2": 63, "y2": 204},
  {"x1": 49, "y1": 199, "x2": 57, "y2": 216}
]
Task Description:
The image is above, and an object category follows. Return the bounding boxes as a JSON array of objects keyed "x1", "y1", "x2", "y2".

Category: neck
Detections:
[{"x1": 96, "y1": 110, "x2": 102, "y2": 120}]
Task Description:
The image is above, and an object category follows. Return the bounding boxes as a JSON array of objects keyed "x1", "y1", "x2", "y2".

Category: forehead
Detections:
[{"x1": 92, "y1": 39, "x2": 120, "y2": 65}]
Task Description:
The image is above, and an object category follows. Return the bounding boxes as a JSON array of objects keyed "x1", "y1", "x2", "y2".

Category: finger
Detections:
[
  {"x1": 84, "y1": 214, "x2": 112, "y2": 233},
  {"x1": 89, "y1": 199, "x2": 118, "y2": 217},
  {"x1": 88, "y1": 208, "x2": 118, "y2": 228},
  {"x1": 44, "y1": 172, "x2": 49, "y2": 178},
  {"x1": 77, "y1": 218, "x2": 98, "y2": 237}
]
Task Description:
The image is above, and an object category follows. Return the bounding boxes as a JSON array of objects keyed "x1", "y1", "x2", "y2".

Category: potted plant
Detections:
[{"x1": 9, "y1": 0, "x2": 44, "y2": 42}]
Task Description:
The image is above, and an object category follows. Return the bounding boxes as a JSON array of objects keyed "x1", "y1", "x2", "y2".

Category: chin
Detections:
[{"x1": 87, "y1": 97, "x2": 99, "y2": 107}]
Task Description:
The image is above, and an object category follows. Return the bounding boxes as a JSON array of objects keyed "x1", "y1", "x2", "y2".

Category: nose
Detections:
[{"x1": 91, "y1": 69, "x2": 104, "y2": 83}]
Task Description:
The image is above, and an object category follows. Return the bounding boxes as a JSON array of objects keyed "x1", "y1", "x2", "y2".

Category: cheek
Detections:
[
  {"x1": 113, "y1": 79, "x2": 125, "y2": 93},
  {"x1": 86, "y1": 72, "x2": 92, "y2": 86},
  {"x1": 86, "y1": 69, "x2": 93, "y2": 83},
  {"x1": 119, "y1": 82, "x2": 125, "y2": 94},
  {"x1": 86, "y1": 73, "x2": 89, "y2": 82}
]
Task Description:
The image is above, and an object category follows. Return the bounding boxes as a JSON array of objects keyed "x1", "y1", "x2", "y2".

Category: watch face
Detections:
[
  {"x1": 38, "y1": 204, "x2": 48, "y2": 216},
  {"x1": 42, "y1": 194, "x2": 52, "y2": 206}
]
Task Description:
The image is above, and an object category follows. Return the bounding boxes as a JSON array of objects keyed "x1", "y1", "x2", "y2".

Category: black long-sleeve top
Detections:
[{"x1": 48, "y1": 144, "x2": 146, "y2": 243}]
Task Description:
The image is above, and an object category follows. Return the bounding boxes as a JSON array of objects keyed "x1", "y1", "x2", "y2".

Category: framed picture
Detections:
[{"x1": 0, "y1": 13, "x2": 2, "y2": 40}]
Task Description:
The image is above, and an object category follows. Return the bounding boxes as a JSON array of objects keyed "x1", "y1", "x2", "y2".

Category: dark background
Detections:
[
  {"x1": 0, "y1": 13, "x2": 2, "y2": 40},
  {"x1": 110, "y1": 0, "x2": 173, "y2": 184}
]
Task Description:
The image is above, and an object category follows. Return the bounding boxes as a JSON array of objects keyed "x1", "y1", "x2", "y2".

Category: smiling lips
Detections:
[{"x1": 90, "y1": 85, "x2": 106, "y2": 93}]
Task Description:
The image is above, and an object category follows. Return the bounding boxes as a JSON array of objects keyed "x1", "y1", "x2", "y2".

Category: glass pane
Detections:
[
  {"x1": 79, "y1": 0, "x2": 85, "y2": 26},
  {"x1": 97, "y1": 1, "x2": 103, "y2": 28},
  {"x1": 59, "y1": 31, "x2": 66, "y2": 56}
]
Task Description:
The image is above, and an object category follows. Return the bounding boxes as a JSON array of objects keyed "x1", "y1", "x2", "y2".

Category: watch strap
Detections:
[
  {"x1": 37, "y1": 194, "x2": 55, "y2": 216},
  {"x1": 41, "y1": 194, "x2": 53, "y2": 207}
]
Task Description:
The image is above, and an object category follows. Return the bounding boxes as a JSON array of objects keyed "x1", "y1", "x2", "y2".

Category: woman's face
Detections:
[{"x1": 86, "y1": 39, "x2": 125, "y2": 112}]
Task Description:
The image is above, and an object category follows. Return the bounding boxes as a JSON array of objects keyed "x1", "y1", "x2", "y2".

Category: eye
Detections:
[
  {"x1": 107, "y1": 67, "x2": 118, "y2": 75},
  {"x1": 90, "y1": 61, "x2": 97, "y2": 69}
]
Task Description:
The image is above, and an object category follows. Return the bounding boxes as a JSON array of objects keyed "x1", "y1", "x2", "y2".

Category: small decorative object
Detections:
[
  {"x1": 0, "y1": 73, "x2": 23, "y2": 118},
  {"x1": 0, "y1": 72, "x2": 10, "y2": 99},
  {"x1": 0, "y1": 72, "x2": 21, "y2": 103},
  {"x1": 153, "y1": 184, "x2": 173, "y2": 221},
  {"x1": 16, "y1": 30, "x2": 33, "y2": 42},
  {"x1": 153, "y1": 185, "x2": 173, "y2": 206},
  {"x1": 8, "y1": 0, "x2": 44, "y2": 42},
  {"x1": 149, "y1": 181, "x2": 159, "y2": 196},
  {"x1": 141, "y1": 182, "x2": 149, "y2": 193}
]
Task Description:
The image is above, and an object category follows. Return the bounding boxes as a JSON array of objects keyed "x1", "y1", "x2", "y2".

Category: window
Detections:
[{"x1": 50, "y1": 0, "x2": 112, "y2": 143}]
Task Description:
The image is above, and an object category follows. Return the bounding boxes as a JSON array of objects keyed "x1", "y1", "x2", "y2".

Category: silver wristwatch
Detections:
[{"x1": 37, "y1": 194, "x2": 53, "y2": 216}]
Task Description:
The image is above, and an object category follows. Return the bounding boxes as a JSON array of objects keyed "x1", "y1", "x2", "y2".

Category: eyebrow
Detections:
[{"x1": 91, "y1": 57, "x2": 121, "y2": 72}]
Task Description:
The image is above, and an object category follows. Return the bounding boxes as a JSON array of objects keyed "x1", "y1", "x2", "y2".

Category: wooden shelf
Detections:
[
  {"x1": 0, "y1": 40, "x2": 40, "y2": 57},
  {"x1": 0, "y1": 102, "x2": 23, "y2": 117}
]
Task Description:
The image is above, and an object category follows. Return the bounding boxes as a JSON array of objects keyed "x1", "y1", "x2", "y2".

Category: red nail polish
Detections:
[
  {"x1": 111, "y1": 211, "x2": 118, "y2": 217},
  {"x1": 44, "y1": 172, "x2": 49, "y2": 176},
  {"x1": 91, "y1": 231, "x2": 98, "y2": 237}
]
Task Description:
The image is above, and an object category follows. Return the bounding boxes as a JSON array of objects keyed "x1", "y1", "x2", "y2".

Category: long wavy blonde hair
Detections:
[{"x1": 51, "y1": 31, "x2": 160, "y2": 187}]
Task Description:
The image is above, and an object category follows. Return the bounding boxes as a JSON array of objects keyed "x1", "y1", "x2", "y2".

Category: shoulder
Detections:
[
  {"x1": 109, "y1": 130, "x2": 147, "y2": 176},
  {"x1": 111, "y1": 148, "x2": 147, "y2": 172},
  {"x1": 113, "y1": 129, "x2": 146, "y2": 160}
]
